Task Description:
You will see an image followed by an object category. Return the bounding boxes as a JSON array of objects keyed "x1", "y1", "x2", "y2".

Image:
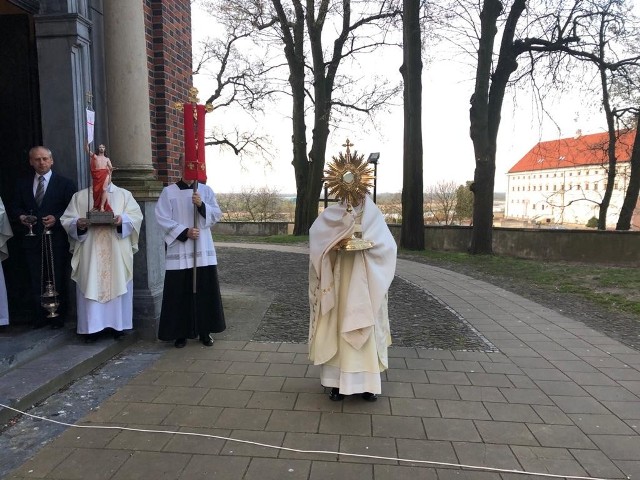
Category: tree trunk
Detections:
[
  {"x1": 616, "y1": 114, "x2": 640, "y2": 230},
  {"x1": 400, "y1": 0, "x2": 424, "y2": 250},
  {"x1": 597, "y1": 66, "x2": 616, "y2": 230},
  {"x1": 468, "y1": 0, "x2": 504, "y2": 254}
]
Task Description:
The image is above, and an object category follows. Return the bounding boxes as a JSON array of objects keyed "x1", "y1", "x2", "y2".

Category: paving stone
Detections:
[
  {"x1": 342, "y1": 396, "x2": 392, "y2": 415},
  {"x1": 282, "y1": 377, "x2": 325, "y2": 394},
  {"x1": 246, "y1": 391, "x2": 298, "y2": 410},
  {"x1": 246, "y1": 457, "x2": 313, "y2": 480},
  {"x1": 237, "y1": 375, "x2": 285, "y2": 392},
  {"x1": 319, "y1": 412, "x2": 372, "y2": 436},
  {"x1": 437, "y1": 400, "x2": 491, "y2": 420},
  {"x1": 265, "y1": 363, "x2": 308, "y2": 377},
  {"x1": 563, "y1": 371, "x2": 618, "y2": 386},
  {"x1": 385, "y1": 368, "x2": 428, "y2": 383},
  {"x1": 179, "y1": 454, "x2": 250, "y2": 480},
  {"x1": 436, "y1": 467, "x2": 501, "y2": 480},
  {"x1": 456, "y1": 386, "x2": 506, "y2": 402},
  {"x1": 590, "y1": 435, "x2": 640, "y2": 460},
  {"x1": 613, "y1": 460, "x2": 640, "y2": 480},
  {"x1": 380, "y1": 382, "x2": 415, "y2": 398},
  {"x1": 506, "y1": 375, "x2": 538, "y2": 389},
  {"x1": 152, "y1": 371, "x2": 204, "y2": 387},
  {"x1": 220, "y1": 429, "x2": 285, "y2": 458},
  {"x1": 225, "y1": 361, "x2": 269, "y2": 376},
  {"x1": 499, "y1": 388, "x2": 552, "y2": 405},
  {"x1": 395, "y1": 438, "x2": 457, "y2": 466},
  {"x1": 7, "y1": 446, "x2": 73, "y2": 478},
  {"x1": 51, "y1": 425, "x2": 119, "y2": 449},
  {"x1": 416, "y1": 349, "x2": 455, "y2": 360},
  {"x1": 531, "y1": 405, "x2": 574, "y2": 425},
  {"x1": 534, "y1": 380, "x2": 589, "y2": 396},
  {"x1": 568, "y1": 449, "x2": 627, "y2": 479},
  {"x1": 243, "y1": 342, "x2": 280, "y2": 352},
  {"x1": 405, "y1": 358, "x2": 445, "y2": 370},
  {"x1": 443, "y1": 360, "x2": 483, "y2": 372},
  {"x1": 372, "y1": 415, "x2": 427, "y2": 439},
  {"x1": 422, "y1": 418, "x2": 481, "y2": 442},
  {"x1": 49, "y1": 448, "x2": 132, "y2": 480},
  {"x1": 521, "y1": 368, "x2": 570, "y2": 381},
  {"x1": 390, "y1": 398, "x2": 439, "y2": 417},
  {"x1": 105, "y1": 424, "x2": 172, "y2": 451},
  {"x1": 453, "y1": 442, "x2": 521, "y2": 470},
  {"x1": 161, "y1": 405, "x2": 223, "y2": 428},
  {"x1": 308, "y1": 460, "x2": 372, "y2": 480},
  {"x1": 151, "y1": 386, "x2": 208, "y2": 405},
  {"x1": 280, "y1": 432, "x2": 340, "y2": 461},
  {"x1": 467, "y1": 373, "x2": 514, "y2": 387},
  {"x1": 219, "y1": 350, "x2": 261, "y2": 363},
  {"x1": 568, "y1": 414, "x2": 637, "y2": 435},
  {"x1": 294, "y1": 392, "x2": 346, "y2": 412},
  {"x1": 526, "y1": 424, "x2": 596, "y2": 449},
  {"x1": 550, "y1": 395, "x2": 609, "y2": 414},
  {"x1": 266, "y1": 410, "x2": 320, "y2": 432},
  {"x1": 414, "y1": 384, "x2": 460, "y2": 400},
  {"x1": 510, "y1": 445, "x2": 588, "y2": 478},
  {"x1": 598, "y1": 367, "x2": 640, "y2": 381},
  {"x1": 162, "y1": 426, "x2": 228, "y2": 455},
  {"x1": 484, "y1": 403, "x2": 542, "y2": 423},
  {"x1": 214, "y1": 407, "x2": 271, "y2": 430},
  {"x1": 478, "y1": 362, "x2": 522, "y2": 375},
  {"x1": 108, "y1": 384, "x2": 164, "y2": 403},
  {"x1": 374, "y1": 464, "x2": 438, "y2": 479},
  {"x1": 255, "y1": 351, "x2": 296, "y2": 363},
  {"x1": 426, "y1": 371, "x2": 471, "y2": 385},
  {"x1": 339, "y1": 435, "x2": 398, "y2": 464},
  {"x1": 111, "y1": 402, "x2": 174, "y2": 425},
  {"x1": 474, "y1": 420, "x2": 538, "y2": 446},
  {"x1": 583, "y1": 385, "x2": 640, "y2": 402},
  {"x1": 195, "y1": 373, "x2": 244, "y2": 389},
  {"x1": 200, "y1": 388, "x2": 253, "y2": 408}
]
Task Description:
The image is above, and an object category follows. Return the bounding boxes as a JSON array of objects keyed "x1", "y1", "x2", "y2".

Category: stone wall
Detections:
[
  {"x1": 214, "y1": 222, "x2": 289, "y2": 236},
  {"x1": 386, "y1": 224, "x2": 640, "y2": 266}
]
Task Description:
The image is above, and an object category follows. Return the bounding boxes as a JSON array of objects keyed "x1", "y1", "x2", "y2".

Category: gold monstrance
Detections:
[{"x1": 323, "y1": 139, "x2": 376, "y2": 251}]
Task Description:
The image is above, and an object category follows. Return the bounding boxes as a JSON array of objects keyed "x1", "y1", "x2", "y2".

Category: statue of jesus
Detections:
[{"x1": 86, "y1": 143, "x2": 113, "y2": 212}]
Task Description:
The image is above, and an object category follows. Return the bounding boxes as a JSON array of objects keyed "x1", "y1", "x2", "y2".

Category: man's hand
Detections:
[
  {"x1": 113, "y1": 215, "x2": 123, "y2": 226},
  {"x1": 187, "y1": 227, "x2": 200, "y2": 240},
  {"x1": 77, "y1": 218, "x2": 90, "y2": 230},
  {"x1": 42, "y1": 215, "x2": 56, "y2": 229},
  {"x1": 192, "y1": 192, "x2": 202, "y2": 207}
]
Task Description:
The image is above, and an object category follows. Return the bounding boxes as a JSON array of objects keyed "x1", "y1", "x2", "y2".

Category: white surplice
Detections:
[
  {"x1": 0, "y1": 196, "x2": 13, "y2": 326},
  {"x1": 61, "y1": 185, "x2": 143, "y2": 334},
  {"x1": 308, "y1": 196, "x2": 397, "y2": 395},
  {"x1": 155, "y1": 183, "x2": 222, "y2": 270}
]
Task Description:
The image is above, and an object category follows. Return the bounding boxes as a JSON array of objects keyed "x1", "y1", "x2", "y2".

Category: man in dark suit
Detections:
[{"x1": 11, "y1": 146, "x2": 76, "y2": 329}]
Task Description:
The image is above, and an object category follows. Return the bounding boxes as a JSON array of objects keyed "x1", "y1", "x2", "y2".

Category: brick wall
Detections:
[{"x1": 144, "y1": 0, "x2": 192, "y2": 185}]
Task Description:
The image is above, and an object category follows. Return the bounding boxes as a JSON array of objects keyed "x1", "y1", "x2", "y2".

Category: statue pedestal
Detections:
[{"x1": 87, "y1": 211, "x2": 115, "y2": 225}]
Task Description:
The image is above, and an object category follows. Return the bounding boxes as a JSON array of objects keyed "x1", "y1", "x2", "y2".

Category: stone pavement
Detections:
[{"x1": 4, "y1": 243, "x2": 640, "y2": 480}]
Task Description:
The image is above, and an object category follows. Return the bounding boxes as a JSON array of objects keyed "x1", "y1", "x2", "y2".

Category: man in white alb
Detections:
[
  {"x1": 61, "y1": 183, "x2": 143, "y2": 342},
  {"x1": 0, "y1": 196, "x2": 13, "y2": 327}
]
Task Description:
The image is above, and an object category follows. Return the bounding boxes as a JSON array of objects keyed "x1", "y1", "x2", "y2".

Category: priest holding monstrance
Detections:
[
  {"x1": 156, "y1": 88, "x2": 226, "y2": 348},
  {"x1": 308, "y1": 140, "x2": 397, "y2": 402}
]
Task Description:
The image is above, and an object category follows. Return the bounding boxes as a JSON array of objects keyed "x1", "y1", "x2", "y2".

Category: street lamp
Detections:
[{"x1": 367, "y1": 152, "x2": 380, "y2": 203}]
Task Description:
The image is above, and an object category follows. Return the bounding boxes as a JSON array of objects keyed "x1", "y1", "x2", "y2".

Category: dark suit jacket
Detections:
[{"x1": 10, "y1": 172, "x2": 77, "y2": 252}]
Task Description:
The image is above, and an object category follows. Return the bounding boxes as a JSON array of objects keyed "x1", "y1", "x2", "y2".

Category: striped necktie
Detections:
[{"x1": 35, "y1": 175, "x2": 45, "y2": 207}]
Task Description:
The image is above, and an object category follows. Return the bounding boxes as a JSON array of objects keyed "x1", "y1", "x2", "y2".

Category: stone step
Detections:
[{"x1": 0, "y1": 329, "x2": 137, "y2": 426}]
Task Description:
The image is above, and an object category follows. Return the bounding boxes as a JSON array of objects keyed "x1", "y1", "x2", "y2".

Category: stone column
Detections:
[{"x1": 103, "y1": 0, "x2": 164, "y2": 340}]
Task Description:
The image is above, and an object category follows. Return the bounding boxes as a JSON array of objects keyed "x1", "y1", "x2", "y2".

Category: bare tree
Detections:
[
  {"x1": 461, "y1": 0, "x2": 580, "y2": 253},
  {"x1": 425, "y1": 180, "x2": 459, "y2": 225},
  {"x1": 550, "y1": 0, "x2": 640, "y2": 229},
  {"x1": 217, "y1": 186, "x2": 286, "y2": 222},
  {"x1": 198, "y1": 1, "x2": 402, "y2": 235},
  {"x1": 193, "y1": 9, "x2": 278, "y2": 161}
]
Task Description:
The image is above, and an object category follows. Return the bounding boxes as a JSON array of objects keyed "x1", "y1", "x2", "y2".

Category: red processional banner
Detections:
[{"x1": 183, "y1": 103, "x2": 207, "y2": 182}]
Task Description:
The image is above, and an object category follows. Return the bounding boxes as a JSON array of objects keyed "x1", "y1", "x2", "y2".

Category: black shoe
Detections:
[
  {"x1": 361, "y1": 392, "x2": 378, "y2": 402},
  {"x1": 113, "y1": 330, "x2": 125, "y2": 340},
  {"x1": 200, "y1": 335, "x2": 213, "y2": 347},
  {"x1": 174, "y1": 338, "x2": 187, "y2": 348},
  {"x1": 329, "y1": 388, "x2": 345, "y2": 401}
]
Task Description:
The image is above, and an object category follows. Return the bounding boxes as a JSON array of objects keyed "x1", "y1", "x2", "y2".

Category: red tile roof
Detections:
[{"x1": 508, "y1": 129, "x2": 636, "y2": 173}]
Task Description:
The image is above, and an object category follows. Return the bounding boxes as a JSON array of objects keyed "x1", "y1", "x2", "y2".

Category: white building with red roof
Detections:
[{"x1": 505, "y1": 130, "x2": 637, "y2": 228}]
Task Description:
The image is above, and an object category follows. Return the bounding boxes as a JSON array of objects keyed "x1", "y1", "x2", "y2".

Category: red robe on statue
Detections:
[{"x1": 91, "y1": 168, "x2": 112, "y2": 212}]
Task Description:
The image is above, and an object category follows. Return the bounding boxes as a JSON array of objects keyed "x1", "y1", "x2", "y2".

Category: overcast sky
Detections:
[{"x1": 191, "y1": 4, "x2": 610, "y2": 195}]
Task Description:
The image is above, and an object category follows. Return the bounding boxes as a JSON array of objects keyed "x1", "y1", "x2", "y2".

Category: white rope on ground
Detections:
[{"x1": 0, "y1": 403, "x2": 623, "y2": 480}]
